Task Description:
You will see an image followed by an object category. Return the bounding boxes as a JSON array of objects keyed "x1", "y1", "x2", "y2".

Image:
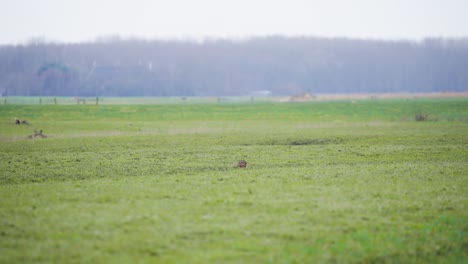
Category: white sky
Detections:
[{"x1": 1, "y1": 0, "x2": 467, "y2": 44}]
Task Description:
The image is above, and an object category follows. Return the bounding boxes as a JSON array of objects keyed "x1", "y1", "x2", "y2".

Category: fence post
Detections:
[
  {"x1": 39, "y1": 98, "x2": 42, "y2": 105},
  {"x1": 96, "y1": 97, "x2": 99, "y2": 105},
  {"x1": 54, "y1": 98, "x2": 57, "y2": 105}
]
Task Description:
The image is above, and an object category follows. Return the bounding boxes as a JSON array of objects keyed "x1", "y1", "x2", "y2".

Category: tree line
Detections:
[{"x1": 0, "y1": 36, "x2": 467, "y2": 96}]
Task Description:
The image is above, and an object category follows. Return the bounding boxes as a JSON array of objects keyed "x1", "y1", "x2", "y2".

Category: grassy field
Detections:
[{"x1": 0, "y1": 98, "x2": 467, "y2": 263}]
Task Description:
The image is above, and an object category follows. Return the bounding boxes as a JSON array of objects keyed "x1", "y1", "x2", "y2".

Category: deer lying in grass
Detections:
[
  {"x1": 27, "y1": 130, "x2": 47, "y2": 139},
  {"x1": 15, "y1": 118, "x2": 30, "y2": 125},
  {"x1": 238, "y1": 160, "x2": 247, "y2": 168}
]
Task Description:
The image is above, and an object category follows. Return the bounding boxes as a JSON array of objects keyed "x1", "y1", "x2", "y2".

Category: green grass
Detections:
[{"x1": 0, "y1": 98, "x2": 467, "y2": 263}]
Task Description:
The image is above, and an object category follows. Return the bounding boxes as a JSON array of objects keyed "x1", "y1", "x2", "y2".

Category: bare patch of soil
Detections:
[{"x1": 314, "y1": 92, "x2": 468, "y2": 100}]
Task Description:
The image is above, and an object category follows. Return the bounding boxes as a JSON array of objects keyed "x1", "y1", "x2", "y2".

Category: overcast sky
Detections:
[{"x1": 1, "y1": 0, "x2": 467, "y2": 44}]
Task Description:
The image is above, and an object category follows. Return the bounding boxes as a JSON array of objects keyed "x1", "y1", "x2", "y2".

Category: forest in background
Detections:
[{"x1": 1, "y1": 36, "x2": 467, "y2": 97}]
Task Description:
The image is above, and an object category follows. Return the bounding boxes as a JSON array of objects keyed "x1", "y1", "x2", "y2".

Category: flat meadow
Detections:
[{"x1": 0, "y1": 98, "x2": 467, "y2": 263}]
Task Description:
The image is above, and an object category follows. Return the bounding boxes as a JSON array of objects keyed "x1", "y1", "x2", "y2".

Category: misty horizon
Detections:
[
  {"x1": 1, "y1": 36, "x2": 467, "y2": 97},
  {"x1": 3, "y1": 34, "x2": 468, "y2": 47},
  {"x1": 2, "y1": 0, "x2": 467, "y2": 96},
  {"x1": 1, "y1": 0, "x2": 467, "y2": 45}
]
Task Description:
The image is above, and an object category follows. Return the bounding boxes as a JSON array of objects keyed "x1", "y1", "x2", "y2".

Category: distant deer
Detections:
[
  {"x1": 28, "y1": 130, "x2": 47, "y2": 139},
  {"x1": 15, "y1": 118, "x2": 30, "y2": 125},
  {"x1": 238, "y1": 160, "x2": 247, "y2": 168},
  {"x1": 35, "y1": 130, "x2": 46, "y2": 138}
]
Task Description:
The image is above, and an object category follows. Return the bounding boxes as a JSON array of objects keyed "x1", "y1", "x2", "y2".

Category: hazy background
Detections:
[
  {"x1": 0, "y1": 0, "x2": 467, "y2": 96},
  {"x1": 1, "y1": 0, "x2": 467, "y2": 44}
]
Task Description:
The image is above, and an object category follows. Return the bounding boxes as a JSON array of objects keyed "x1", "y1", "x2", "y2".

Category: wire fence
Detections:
[
  {"x1": 0, "y1": 96, "x2": 286, "y2": 105},
  {"x1": 3, "y1": 93, "x2": 465, "y2": 105}
]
